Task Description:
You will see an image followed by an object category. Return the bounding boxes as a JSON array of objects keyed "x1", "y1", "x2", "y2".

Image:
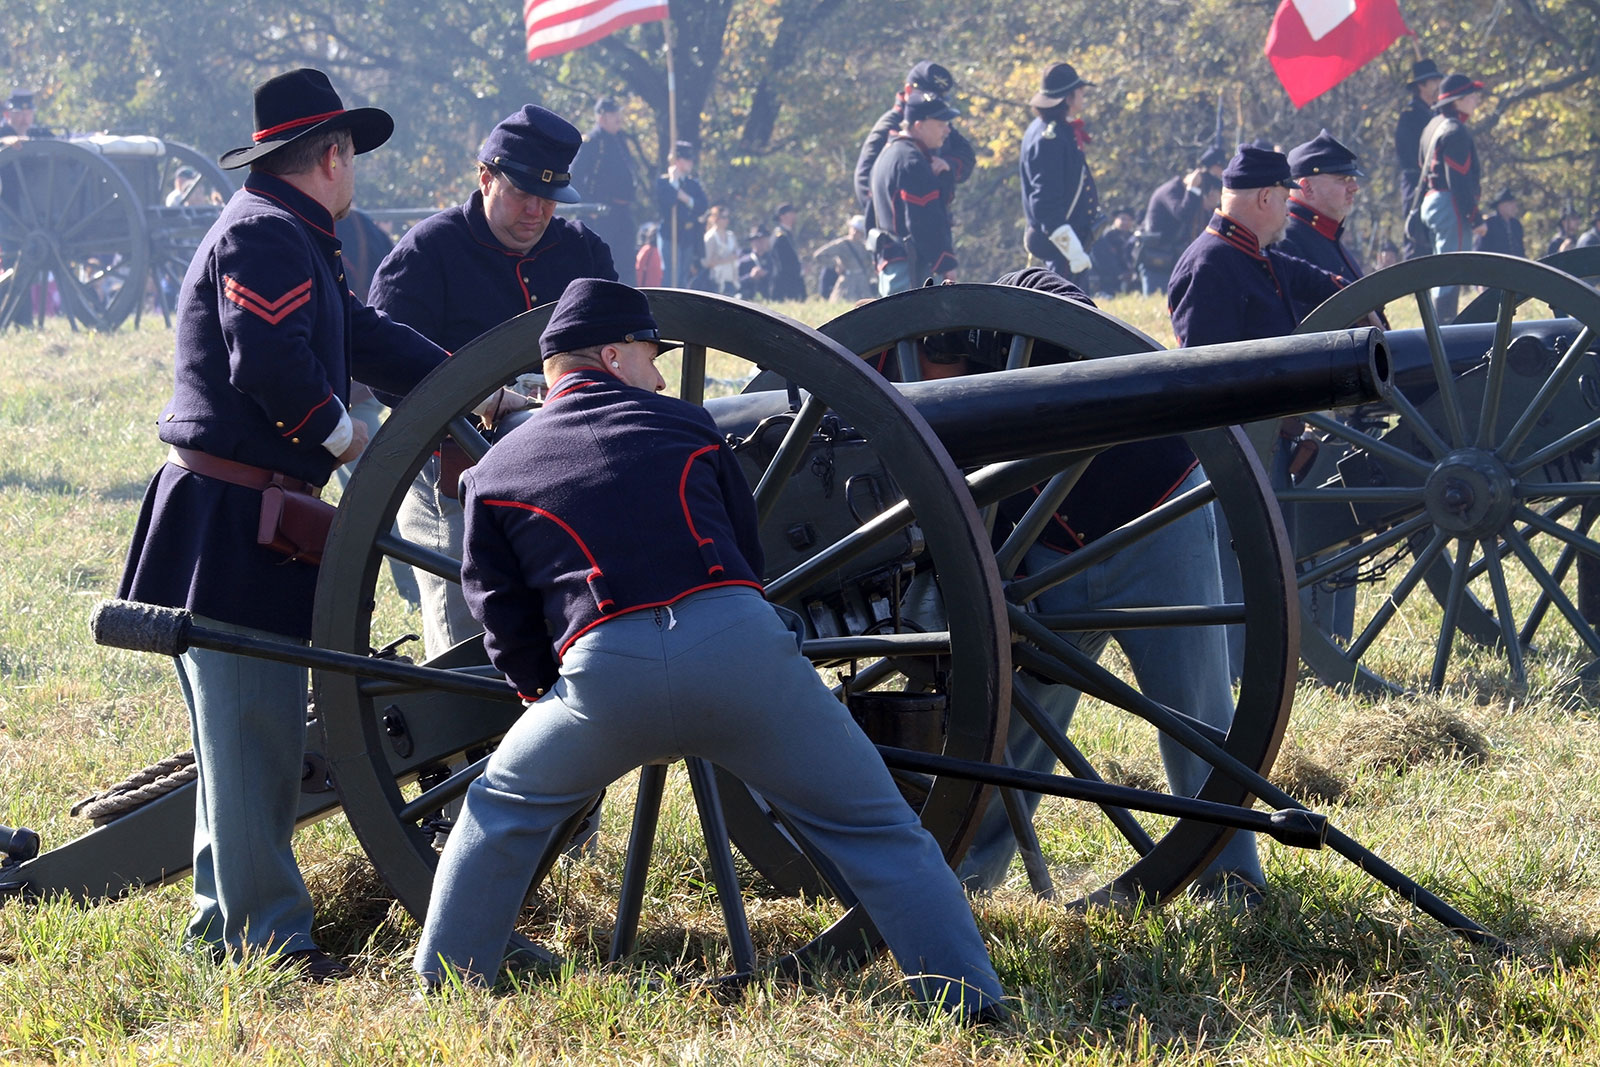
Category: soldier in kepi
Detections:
[
  {"x1": 368, "y1": 105, "x2": 616, "y2": 664},
  {"x1": 1394, "y1": 59, "x2": 1443, "y2": 259},
  {"x1": 411, "y1": 278, "x2": 1008, "y2": 1024},
  {"x1": 1167, "y1": 145, "x2": 1352, "y2": 677},
  {"x1": 116, "y1": 68, "x2": 448, "y2": 981},
  {"x1": 868, "y1": 92, "x2": 962, "y2": 294},
  {"x1": 570, "y1": 97, "x2": 641, "y2": 285},
  {"x1": 0, "y1": 89, "x2": 54, "y2": 140},
  {"x1": 1277, "y1": 130, "x2": 1379, "y2": 645},
  {"x1": 1019, "y1": 61, "x2": 1098, "y2": 283},
  {"x1": 1168, "y1": 145, "x2": 1347, "y2": 349},
  {"x1": 854, "y1": 61, "x2": 976, "y2": 232},
  {"x1": 1279, "y1": 130, "x2": 1374, "y2": 306},
  {"x1": 654, "y1": 140, "x2": 708, "y2": 287}
]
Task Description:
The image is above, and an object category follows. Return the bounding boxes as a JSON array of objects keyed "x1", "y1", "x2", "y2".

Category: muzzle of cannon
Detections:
[{"x1": 7, "y1": 281, "x2": 1519, "y2": 982}]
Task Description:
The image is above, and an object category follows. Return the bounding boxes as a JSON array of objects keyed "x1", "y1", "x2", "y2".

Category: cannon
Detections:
[
  {"x1": 5, "y1": 280, "x2": 1529, "y2": 985},
  {"x1": 0, "y1": 134, "x2": 234, "y2": 331},
  {"x1": 1256, "y1": 251, "x2": 1600, "y2": 695}
]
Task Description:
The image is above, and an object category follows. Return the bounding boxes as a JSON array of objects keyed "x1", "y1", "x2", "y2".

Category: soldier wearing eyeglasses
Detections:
[{"x1": 1278, "y1": 130, "x2": 1373, "y2": 298}]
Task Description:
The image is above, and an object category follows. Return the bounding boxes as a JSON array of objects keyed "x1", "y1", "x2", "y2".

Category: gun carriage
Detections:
[
  {"x1": 9, "y1": 256, "x2": 1599, "y2": 979},
  {"x1": 1261, "y1": 251, "x2": 1600, "y2": 695},
  {"x1": 0, "y1": 135, "x2": 233, "y2": 331}
]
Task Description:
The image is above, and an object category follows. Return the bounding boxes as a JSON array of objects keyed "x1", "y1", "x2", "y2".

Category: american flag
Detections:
[{"x1": 525, "y1": 0, "x2": 670, "y2": 62}]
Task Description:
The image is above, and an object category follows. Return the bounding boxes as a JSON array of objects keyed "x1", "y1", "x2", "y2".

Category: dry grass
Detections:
[{"x1": 3, "y1": 302, "x2": 1600, "y2": 1064}]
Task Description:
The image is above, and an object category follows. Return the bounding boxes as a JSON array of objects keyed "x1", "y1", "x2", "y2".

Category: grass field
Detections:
[{"x1": 4, "y1": 294, "x2": 1600, "y2": 1065}]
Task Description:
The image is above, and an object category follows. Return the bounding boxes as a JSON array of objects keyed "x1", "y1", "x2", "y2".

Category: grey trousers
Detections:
[
  {"x1": 336, "y1": 394, "x2": 419, "y2": 607},
  {"x1": 396, "y1": 455, "x2": 479, "y2": 660},
  {"x1": 414, "y1": 586, "x2": 1003, "y2": 1013},
  {"x1": 958, "y1": 466, "x2": 1264, "y2": 891},
  {"x1": 176, "y1": 616, "x2": 316, "y2": 955}
]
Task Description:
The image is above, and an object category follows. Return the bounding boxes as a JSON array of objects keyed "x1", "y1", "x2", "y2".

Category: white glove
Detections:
[
  {"x1": 1049, "y1": 224, "x2": 1092, "y2": 275},
  {"x1": 471, "y1": 387, "x2": 534, "y2": 424},
  {"x1": 514, "y1": 372, "x2": 547, "y2": 399}
]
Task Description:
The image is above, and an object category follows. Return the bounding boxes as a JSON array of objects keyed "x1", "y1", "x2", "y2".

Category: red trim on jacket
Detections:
[
  {"x1": 546, "y1": 378, "x2": 600, "y2": 403},
  {"x1": 482, "y1": 498, "x2": 612, "y2": 609},
  {"x1": 556, "y1": 580, "x2": 768, "y2": 657},
  {"x1": 248, "y1": 186, "x2": 337, "y2": 239},
  {"x1": 1289, "y1": 197, "x2": 1343, "y2": 240},
  {"x1": 281, "y1": 390, "x2": 335, "y2": 437},
  {"x1": 223, "y1": 276, "x2": 313, "y2": 325},
  {"x1": 899, "y1": 188, "x2": 941, "y2": 207},
  {"x1": 679, "y1": 444, "x2": 725, "y2": 574},
  {"x1": 1205, "y1": 214, "x2": 1267, "y2": 261}
]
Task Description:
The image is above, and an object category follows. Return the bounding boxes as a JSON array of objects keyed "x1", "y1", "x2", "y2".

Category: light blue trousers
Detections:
[
  {"x1": 414, "y1": 586, "x2": 1003, "y2": 1012},
  {"x1": 1422, "y1": 190, "x2": 1467, "y2": 321},
  {"x1": 336, "y1": 394, "x2": 419, "y2": 607},
  {"x1": 397, "y1": 455, "x2": 479, "y2": 660},
  {"x1": 958, "y1": 467, "x2": 1264, "y2": 891},
  {"x1": 877, "y1": 260, "x2": 912, "y2": 297},
  {"x1": 176, "y1": 616, "x2": 316, "y2": 954}
]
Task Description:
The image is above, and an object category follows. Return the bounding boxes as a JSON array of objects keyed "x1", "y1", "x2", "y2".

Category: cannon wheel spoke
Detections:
[
  {"x1": 314, "y1": 290, "x2": 1007, "y2": 977},
  {"x1": 748, "y1": 285, "x2": 1297, "y2": 909},
  {"x1": 0, "y1": 140, "x2": 148, "y2": 332},
  {"x1": 145, "y1": 141, "x2": 233, "y2": 327},
  {"x1": 1284, "y1": 253, "x2": 1600, "y2": 694}
]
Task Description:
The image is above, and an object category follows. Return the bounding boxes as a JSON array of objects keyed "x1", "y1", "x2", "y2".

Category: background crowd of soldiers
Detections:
[
  {"x1": 8, "y1": 56, "x2": 1600, "y2": 318},
  {"x1": 544, "y1": 57, "x2": 1596, "y2": 311}
]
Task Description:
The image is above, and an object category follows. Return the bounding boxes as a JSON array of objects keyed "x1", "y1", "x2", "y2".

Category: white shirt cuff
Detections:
[{"x1": 321, "y1": 404, "x2": 354, "y2": 458}]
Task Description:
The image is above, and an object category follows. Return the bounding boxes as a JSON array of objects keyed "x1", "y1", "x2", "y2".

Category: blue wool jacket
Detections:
[
  {"x1": 1167, "y1": 211, "x2": 1345, "y2": 348},
  {"x1": 869, "y1": 134, "x2": 958, "y2": 278},
  {"x1": 461, "y1": 370, "x2": 765, "y2": 698},
  {"x1": 118, "y1": 172, "x2": 446, "y2": 637},
  {"x1": 1019, "y1": 117, "x2": 1098, "y2": 254},
  {"x1": 1279, "y1": 198, "x2": 1370, "y2": 321},
  {"x1": 369, "y1": 192, "x2": 616, "y2": 351},
  {"x1": 854, "y1": 101, "x2": 975, "y2": 223}
]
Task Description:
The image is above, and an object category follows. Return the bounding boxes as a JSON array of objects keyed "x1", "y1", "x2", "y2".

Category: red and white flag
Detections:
[
  {"x1": 525, "y1": 0, "x2": 669, "y2": 62},
  {"x1": 1264, "y1": 0, "x2": 1411, "y2": 108}
]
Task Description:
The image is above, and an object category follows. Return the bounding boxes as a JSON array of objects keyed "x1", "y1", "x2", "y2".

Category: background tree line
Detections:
[{"x1": 5, "y1": 0, "x2": 1598, "y2": 285}]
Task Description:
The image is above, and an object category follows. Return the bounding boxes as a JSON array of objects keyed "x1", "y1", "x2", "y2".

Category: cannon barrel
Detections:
[
  {"x1": 1381, "y1": 318, "x2": 1594, "y2": 399},
  {"x1": 902, "y1": 327, "x2": 1387, "y2": 466},
  {"x1": 712, "y1": 327, "x2": 1388, "y2": 465}
]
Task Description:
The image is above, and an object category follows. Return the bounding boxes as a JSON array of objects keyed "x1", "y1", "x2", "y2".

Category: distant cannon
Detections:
[
  {"x1": 12, "y1": 272, "x2": 1568, "y2": 980},
  {"x1": 0, "y1": 134, "x2": 234, "y2": 331}
]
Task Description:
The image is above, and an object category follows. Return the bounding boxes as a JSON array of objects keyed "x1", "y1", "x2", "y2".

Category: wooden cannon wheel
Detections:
[
  {"x1": 312, "y1": 290, "x2": 1010, "y2": 973},
  {"x1": 0, "y1": 138, "x2": 149, "y2": 331},
  {"x1": 143, "y1": 141, "x2": 234, "y2": 328},
  {"x1": 1286, "y1": 253, "x2": 1600, "y2": 694},
  {"x1": 717, "y1": 283, "x2": 1298, "y2": 907}
]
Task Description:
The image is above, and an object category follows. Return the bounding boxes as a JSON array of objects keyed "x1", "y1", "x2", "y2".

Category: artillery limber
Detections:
[
  {"x1": 12, "y1": 264, "x2": 1598, "y2": 982},
  {"x1": 0, "y1": 134, "x2": 233, "y2": 331}
]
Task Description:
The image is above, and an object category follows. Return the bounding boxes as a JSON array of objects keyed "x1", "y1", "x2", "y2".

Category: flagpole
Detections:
[{"x1": 665, "y1": 10, "x2": 679, "y2": 287}]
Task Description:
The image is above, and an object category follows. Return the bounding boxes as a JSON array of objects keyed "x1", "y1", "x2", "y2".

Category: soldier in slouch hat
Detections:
[{"x1": 118, "y1": 68, "x2": 448, "y2": 981}]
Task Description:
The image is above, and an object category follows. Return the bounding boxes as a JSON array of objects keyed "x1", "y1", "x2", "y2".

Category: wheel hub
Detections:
[{"x1": 1423, "y1": 449, "x2": 1516, "y2": 538}]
